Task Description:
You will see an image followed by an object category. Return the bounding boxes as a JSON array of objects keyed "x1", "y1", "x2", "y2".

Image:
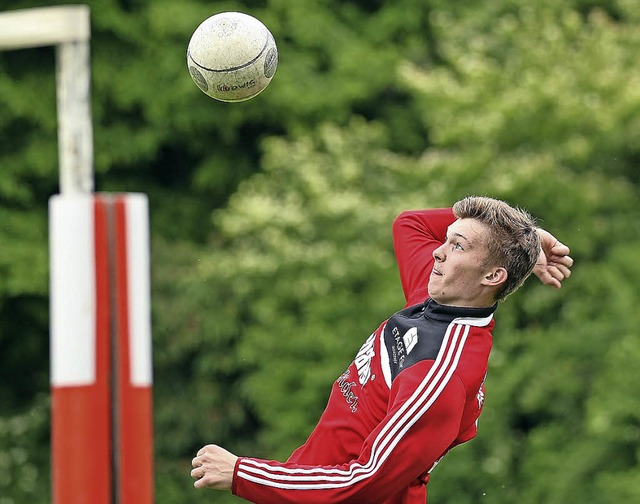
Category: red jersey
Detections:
[{"x1": 232, "y1": 208, "x2": 496, "y2": 503}]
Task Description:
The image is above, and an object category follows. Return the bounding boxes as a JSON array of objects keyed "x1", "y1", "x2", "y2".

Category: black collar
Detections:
[{"x1": 422, "y1": 298, "x2": 497, "y2": 323}]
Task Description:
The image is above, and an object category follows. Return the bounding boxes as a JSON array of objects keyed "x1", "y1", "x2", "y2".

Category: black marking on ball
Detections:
[
  {"x1": 264, "y1": 47, "x2": 277, "y2": 78},
  {"x1": 188, "y1": 28, "x2": 270, "y2": 72},
  {"x1": 216, "y1": 79, "x2": 257, "y2": 93},
  {"x1": 189, "y1": 66, "x2": 208, "y2": 91}
]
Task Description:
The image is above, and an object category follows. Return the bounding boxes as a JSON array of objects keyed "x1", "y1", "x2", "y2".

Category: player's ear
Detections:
[{"x1": 482, "y1": 267, "x2": 507, "y2": 287}]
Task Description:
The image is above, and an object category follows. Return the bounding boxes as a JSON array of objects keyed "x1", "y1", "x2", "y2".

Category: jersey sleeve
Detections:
[
  {"x1": 231, "y1": 360, "x2": 466, "y2": 504},
  {"x1": 392, "y1": 208, "x2": 455, "y2": 307}
]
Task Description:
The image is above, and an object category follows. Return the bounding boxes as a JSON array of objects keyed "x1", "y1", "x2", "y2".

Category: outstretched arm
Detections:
[
  {"x1": 533, "y1": 228, "x2": 574, "y2": 288},
  {"x1": 191, "y1": 359, "x2": 467, "y2": 504}
]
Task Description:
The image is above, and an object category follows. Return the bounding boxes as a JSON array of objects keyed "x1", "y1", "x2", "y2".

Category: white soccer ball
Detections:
[{"x1": 187, "y1": 12, "x2": 278, "y2": 102}]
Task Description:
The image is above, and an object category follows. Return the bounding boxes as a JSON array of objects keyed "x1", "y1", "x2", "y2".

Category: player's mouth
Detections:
[{"x1": 431, "y1": 267, "x2": 443, "y2": 277}]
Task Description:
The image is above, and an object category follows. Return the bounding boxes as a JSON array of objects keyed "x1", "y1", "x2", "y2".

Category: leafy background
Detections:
[{"x1": 1, "y1": 0, "x2": 639, "y2": 502}]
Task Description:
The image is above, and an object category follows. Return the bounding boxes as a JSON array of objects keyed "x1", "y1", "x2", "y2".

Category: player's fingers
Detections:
[
  {"x1": 563, "y1": 255, "x2": 574, "y2": 268},
  {"x1": 554, "y1": 263, "x2": 572, "y2": 279},
  {"x1": 197, "y1": 444, "x2": 217, "y2": 457},
  {"x1": 545, "y1": 276, "x2": 562, "y2": 289},
  {"x1": 549, "y1": 264, "x2": 565, "y2": 280},
  {"x1": 194, "y1": 476, "x2": 208, "y2": 489},
  {"x1": 551, "y1": 242, "x2": 570, "y2": 255},
  {"x1": 551, "y1": 253, "x2": 573, "y2": 267},
  {"x1": 190, "y1": 466, "x2": 205, "y2": 479},
  {"x1": 192, "y1": 456, "x2": 202, "y2": 468},
  {"x1": 536, "y1": 268, "x2": 560, "y2": 288},
  {"x1": 546, "y1": 264, "x2": 571, "y2": 287},
  {"x1": 193, "y1": 471, "x2": 223, "y2": 490},
  {"x1": 548, "y1": 258, "x2": 572, "y2": 279}
]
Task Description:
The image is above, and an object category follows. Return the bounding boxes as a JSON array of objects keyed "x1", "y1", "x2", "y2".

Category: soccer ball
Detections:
[{"x1": 187, "y1": 12, "x2": 278, "y2": 102}]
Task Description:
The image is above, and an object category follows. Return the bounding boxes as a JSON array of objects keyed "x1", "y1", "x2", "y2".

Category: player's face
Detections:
[{"x1": 428, "y1": 218, "x2": 499, "y2": 308}]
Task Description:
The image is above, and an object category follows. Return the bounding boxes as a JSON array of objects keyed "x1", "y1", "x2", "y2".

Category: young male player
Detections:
[{"x1": 190, "y1": 196, "x2": 573, "y2": 503}]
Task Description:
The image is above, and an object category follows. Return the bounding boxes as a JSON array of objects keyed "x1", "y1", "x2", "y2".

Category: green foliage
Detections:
[{"x1": 0, "y1": 395, "x2": 50, "y2": 504}]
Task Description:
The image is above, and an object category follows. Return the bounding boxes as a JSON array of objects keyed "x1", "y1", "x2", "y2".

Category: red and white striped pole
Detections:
[
  {"x1": 110, "y1": 194, "x2": 154, "y2": 504},
  {"x1": 0, "y1": 6, "x2": 153, "y2": 502},
  {"x1": 50, "y1": 193, "x2": 153, "y2": 504}
]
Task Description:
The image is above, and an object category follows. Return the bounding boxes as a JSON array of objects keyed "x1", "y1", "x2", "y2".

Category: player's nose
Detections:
[{"x1": 433, "y1": 243, "x2": 446, "y2": 262}]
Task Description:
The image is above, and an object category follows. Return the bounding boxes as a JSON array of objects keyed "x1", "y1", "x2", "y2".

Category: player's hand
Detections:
[
  {"x1": 533, "y1": 228, "x2": 573, "y2": 289},
  {"x1": 191, "y1": 444, "x2": 238, "y2": 490}
]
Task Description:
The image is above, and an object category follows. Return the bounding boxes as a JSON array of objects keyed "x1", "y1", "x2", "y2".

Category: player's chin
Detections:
[{"x1": 427, "y1": 281, "x2": 440, "y2": 301}]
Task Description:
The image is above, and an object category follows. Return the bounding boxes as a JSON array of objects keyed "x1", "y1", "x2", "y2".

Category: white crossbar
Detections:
[{"x1": 0, "y1": 5, "x2": 90, "y2": 50}]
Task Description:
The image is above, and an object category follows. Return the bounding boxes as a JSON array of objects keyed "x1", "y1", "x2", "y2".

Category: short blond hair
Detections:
[{"x1": 453, "y1": 196, "x2": 540, "y2": 301}]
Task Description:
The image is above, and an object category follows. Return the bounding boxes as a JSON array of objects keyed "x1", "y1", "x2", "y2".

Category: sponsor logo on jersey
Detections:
[
  {"x1": 390, "y1": 325, "x2": 419, "y2": 370},
  {"x1": 354, "y1": 332, "x2": 376, "y2": 386},
  {"x1": 402, "y1": 327, "x2": 419, "y2": 355},
  {"x1": 477, "y1": 372, "x2": 487, "y2": 409},
  {"x1": 337, "y1": 368, "x2": 359, "y2": 413},
  {"x1": 477, "y1": 387, "x2": 485, "y2": 409}
]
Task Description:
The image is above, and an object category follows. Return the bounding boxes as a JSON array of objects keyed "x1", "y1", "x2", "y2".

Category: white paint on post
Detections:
[
  {"x1": 49, "y1": 195, "x2": 96, "y2": 386},
  {"x1": 125, "y1": 194, "x2": 153, "y2": 386}
]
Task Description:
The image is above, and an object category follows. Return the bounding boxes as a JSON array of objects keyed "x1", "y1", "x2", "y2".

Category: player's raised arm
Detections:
[{"x1": 392, "y1": 208, "x2": 455, "y2": 307}]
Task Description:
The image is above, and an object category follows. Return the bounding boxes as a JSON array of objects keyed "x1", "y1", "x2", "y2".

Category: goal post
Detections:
[
  {"x1": 0, "y1": 5, "x2": 93, "y2": 194},
  {"x1": 49, "y1": 193, "x2": 154, "y2": 504},
  {"x1": 1, "y1": 6, "x2": 154, "y2": 503}
]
